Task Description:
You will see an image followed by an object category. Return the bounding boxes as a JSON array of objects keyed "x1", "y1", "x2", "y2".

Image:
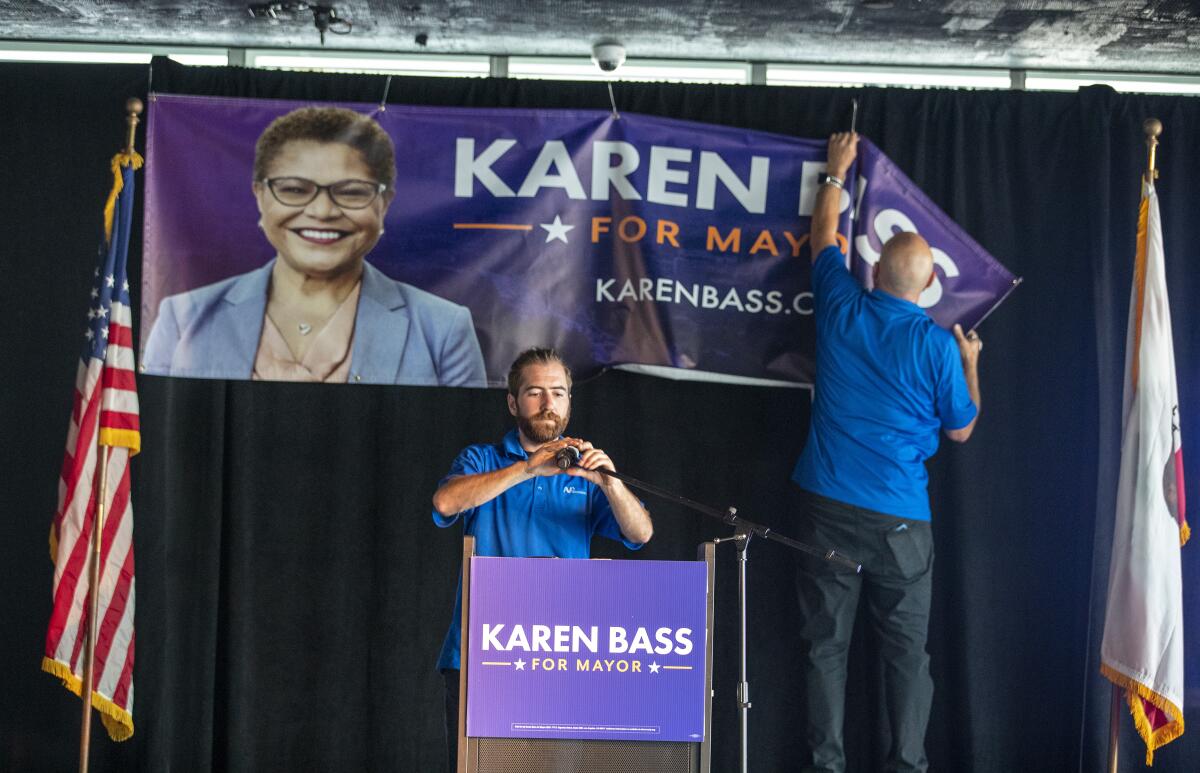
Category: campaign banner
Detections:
[
  {"x1": 142, "y1": 93, "x2": 1018, "y2": 387},
  {"x1": 465, "y1": 557, "x2": 708, "y2": 741}
]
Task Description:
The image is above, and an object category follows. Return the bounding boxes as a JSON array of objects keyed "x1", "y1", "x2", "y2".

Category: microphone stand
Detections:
[{"x1": 584, "y1": 463, "x2": 861, "y2": 773}]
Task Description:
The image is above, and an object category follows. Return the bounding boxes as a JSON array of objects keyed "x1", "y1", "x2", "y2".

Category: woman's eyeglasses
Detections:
[{"x1": 261, "y1": 177, "x2": 387, "y2": 209}]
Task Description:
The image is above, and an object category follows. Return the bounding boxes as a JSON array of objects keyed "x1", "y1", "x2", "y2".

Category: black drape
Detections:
[{"x1": 3, "y1": 59, "x2": 1198, "y2": 772}]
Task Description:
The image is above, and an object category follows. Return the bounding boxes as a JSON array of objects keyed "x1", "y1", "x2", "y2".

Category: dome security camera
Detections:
[{"x1": 592, "y1": 42, "x2": 626, "y2": 73}]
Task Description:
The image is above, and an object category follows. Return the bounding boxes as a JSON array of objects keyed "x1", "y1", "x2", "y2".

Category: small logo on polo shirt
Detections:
[{"x1": 562, "y1": 486, "x2": 587, "y2": 496}]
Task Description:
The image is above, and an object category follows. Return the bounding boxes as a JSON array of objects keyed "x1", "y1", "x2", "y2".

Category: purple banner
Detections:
[
  {"x1": 142, "y1": 93, "x2": 1018, "y2": 386},
  {"x1": 466, "y1": 557, "x2": 707, "y2": 741},
  {"x1": 851, "y1": 142, "x2": 1020, "y2": 327}
]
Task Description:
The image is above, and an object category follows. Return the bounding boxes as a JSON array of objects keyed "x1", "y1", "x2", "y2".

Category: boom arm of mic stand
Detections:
[{"x1": 591, "y1": 467, "x2": 861, "y2": 573}]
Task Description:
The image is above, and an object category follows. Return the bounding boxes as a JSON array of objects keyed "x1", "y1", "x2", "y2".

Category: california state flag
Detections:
[{"x1": 1101, "y1": 180, "x2": 1188, "y2": 765}]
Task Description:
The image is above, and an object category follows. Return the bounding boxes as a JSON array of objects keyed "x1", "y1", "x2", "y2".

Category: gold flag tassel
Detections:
[{"x1": 102, "y1": 99, "x2": 145, "y2": 244}]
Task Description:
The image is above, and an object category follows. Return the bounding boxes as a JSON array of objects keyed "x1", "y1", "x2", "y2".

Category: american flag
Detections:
[{"x1": 43, "y1": 152, "x2": 142, "y2": 742}]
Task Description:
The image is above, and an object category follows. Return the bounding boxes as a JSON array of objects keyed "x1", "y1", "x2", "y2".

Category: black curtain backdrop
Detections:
[{"x1": 3, "y1": 59, "x2": 1199, "y2": 772}]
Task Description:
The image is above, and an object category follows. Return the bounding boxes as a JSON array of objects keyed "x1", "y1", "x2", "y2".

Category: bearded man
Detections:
[{"x1": 431, "y1": 346, "x2": 653, "y2": 772}]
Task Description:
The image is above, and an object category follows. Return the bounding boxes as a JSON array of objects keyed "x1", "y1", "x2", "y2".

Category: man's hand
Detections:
[
  {"x1": 946, "y1": 324, "x2": 983, "y2": 443},
  {"x1": 810, "y1": 131, "x2": 859, "y2": 258},
  {"x1": 524, "y1": 438, "x2": 581, "y2": 477},
  {"x1": 952, "y1": 324, "x2": 982, "y2": 367},
  {"x1": 565, "y1": 440, "x2": 617, "y2": 488},
  {"x1": 561, "y1": 440, "x2": 654, "y2": 545},
  {"x1": 523, "y1": 438, "x2": 619, "y2": 484},
  {"x1": 826, "y1": 131, "x2": 858, "y2": 179}
]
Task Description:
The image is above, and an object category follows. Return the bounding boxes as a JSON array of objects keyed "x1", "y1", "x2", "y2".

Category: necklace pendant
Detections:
[{"x1": 298, "y1": 323, "x2": 313, "y2": 336}]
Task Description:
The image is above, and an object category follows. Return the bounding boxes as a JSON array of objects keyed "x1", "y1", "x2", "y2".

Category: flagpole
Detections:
[
  {"x1": 77, "y1": 446, "x2": 110, "y2": 773},
  {"x1": 77, "y1": 96, "x2": 144, "y2": 773},
  {"x1": 1108, "y1": 685, "x2": 1120, "y2": 773},
  {"x1": 1106, "y1": 115, "x2": 1164, "y2": 773}
]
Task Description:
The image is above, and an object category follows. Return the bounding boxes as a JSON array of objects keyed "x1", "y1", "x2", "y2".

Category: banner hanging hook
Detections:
[
  {"x1": 373, "y1": 74, "x2": 394, "y2": 116},
  {"x1": 606, "y1": 81, "x2": 621, "y2": 120}
]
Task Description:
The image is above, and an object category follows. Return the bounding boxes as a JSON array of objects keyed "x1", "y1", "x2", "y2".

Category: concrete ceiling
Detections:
[{"x1": 2, "y1": 1, "x2": 1199, "y2": 75}]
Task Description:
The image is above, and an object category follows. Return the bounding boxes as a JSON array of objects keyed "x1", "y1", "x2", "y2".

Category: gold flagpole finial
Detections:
[
  {"x1": 124, "y1": 97, "x2": 144, "y2": 157},
  {"x1": 1143, "y1": 117, "x2": 1162, "y2": 183}
]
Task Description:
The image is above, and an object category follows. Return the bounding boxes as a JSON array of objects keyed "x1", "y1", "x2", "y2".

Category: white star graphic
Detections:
[
  {"x1": 122, "y1": 279, "x2": 130, "y2": 293},
  {"x1": 100, "y1": 325, "x2": 109, "y2": 339},
  {"x1": 105, "y1": 274, "x2": 115, "y2": 288},
  {"x1": 539, "y1": 215, "x2": 575, "y2": 244},
  {"x1": 95, "y1": 307, "x2": 108, "y2": 319},
  {"x1": 85, "y1": 329, "x2": 94, "y2": 340},
  {"x1": 649, "y1": 662, "x2": 661, "y2": 674},
  {"x1": 90, "y1": 288, "x2": 99, "y2": 299},
  {"x1": 87, "y1": 309, "x2": 97, "y2": 320},
  {"x1": 515, "y1": 658, "x2": 527, "y2": 671}
]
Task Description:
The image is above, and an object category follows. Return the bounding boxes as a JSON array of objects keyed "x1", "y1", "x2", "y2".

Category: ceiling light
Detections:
[
  {"x1": 1025, "y1": 71, "x2": 1200, "y2": 95},
  {"x1": 509, "y1": 57, "x2": 749, "y2": 84},
  {"x1": 767, "y1": 64, "x2": 1010, "y2": 89},
  {"x1": 168, "y1": 53, "x2": 229, "y2": 67},
  {"x1": 0, "y1": 43, "x2": 230, "y2": 66},
  {"x1": 0, "y1": 49, "x2": 151, "y2": 64},
  {"x1": 248, "y1": 50, "x2": 489, "y2": 77}
]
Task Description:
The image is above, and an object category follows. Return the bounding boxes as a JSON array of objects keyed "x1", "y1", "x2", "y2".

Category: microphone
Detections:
[{"x1": 554, "y1": 445, "x2": 581, "y2": 470}]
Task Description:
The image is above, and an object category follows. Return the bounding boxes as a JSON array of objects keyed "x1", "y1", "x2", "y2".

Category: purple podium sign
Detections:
[{"x1": 466, "y1": 557, "x2": 708, "y2": 742}]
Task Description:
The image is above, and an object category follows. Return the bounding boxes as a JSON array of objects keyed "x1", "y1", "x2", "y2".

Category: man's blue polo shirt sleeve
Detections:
[
  {"x1": 432, "y1": 444, "x2": 490, "y2": 527},
  {"x1": 935, "y1": 335, "x2": 977, "y2": 431},
  {"x1": 587, "y1": 482, "x2": 646, "y2": 550},
  {"x1": 811, "y1": 244, "x2": 860, "y2": 315}
]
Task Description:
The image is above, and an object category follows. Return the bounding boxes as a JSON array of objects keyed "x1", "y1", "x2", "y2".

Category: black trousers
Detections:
[
  {"x1": 443, "y1": 668, "x2": 460, "y2": 773},
  {"x1": 794, "y1": 490, "x2": 935, "y2": 773}
]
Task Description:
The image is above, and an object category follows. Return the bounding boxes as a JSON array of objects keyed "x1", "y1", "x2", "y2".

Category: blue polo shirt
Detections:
[
  {"x1": 433, "y1": 429, "x2": 642, "y2": 670},
  {"x1": 791, "y1": 245, "x2": 976, "y2": 521}
]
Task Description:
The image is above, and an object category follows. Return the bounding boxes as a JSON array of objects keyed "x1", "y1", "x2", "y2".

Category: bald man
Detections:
[{"x1": 791, "y1": 132, "x2": 982, "y2": 773}]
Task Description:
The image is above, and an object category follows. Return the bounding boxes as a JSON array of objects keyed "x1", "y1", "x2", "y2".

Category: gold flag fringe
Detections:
[
  {"x1": 102, "y1": 151, "x2": 143, "y2": 244},
  {"x1": 42, "y1": 657, "x2": 134, "y2": 742},
  {"x1": 1101, "y1": 662, "x2": 1185, "y2": 765}
]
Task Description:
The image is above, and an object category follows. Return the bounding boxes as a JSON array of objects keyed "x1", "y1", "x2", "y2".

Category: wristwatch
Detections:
[{"x1": 818, "y1": 172, "x2": 844, "y2": 190}]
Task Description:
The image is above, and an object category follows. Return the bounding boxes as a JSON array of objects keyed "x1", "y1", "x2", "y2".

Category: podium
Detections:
[{"x1": 457, "y1": 536, "x2": 716, "y2": 773}]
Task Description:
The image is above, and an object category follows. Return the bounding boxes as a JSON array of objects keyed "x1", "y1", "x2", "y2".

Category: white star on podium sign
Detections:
[
  {"x1": 649, "y1": 662, "x2": 661, "y2": 674},
  {"x1": 539, "y1": 215, "x2": 575, "y2": 244},
  {"x1": 515, "y1": 658, "x2": 526, "y2": 670}
]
